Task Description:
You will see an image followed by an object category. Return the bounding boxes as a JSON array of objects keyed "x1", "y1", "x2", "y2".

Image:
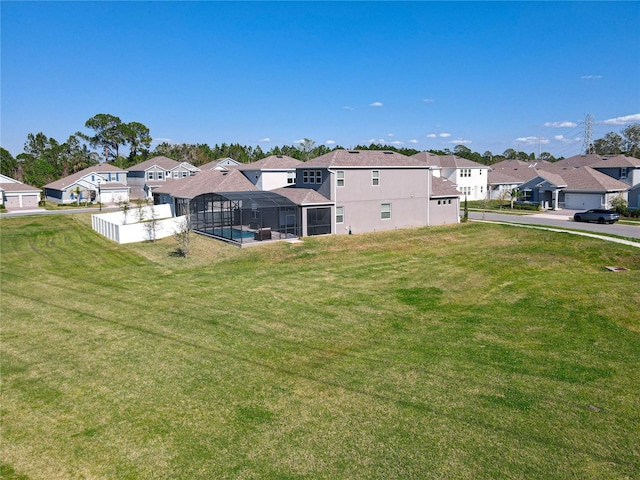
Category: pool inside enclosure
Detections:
[{"x1": 178, "y1": 191, "x2": 300, "y2": 245}]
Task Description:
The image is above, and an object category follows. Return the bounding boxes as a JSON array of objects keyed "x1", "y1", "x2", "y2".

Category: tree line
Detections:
[{"x1": 1, "y1": 113, "x2": 639, "y2": 188}]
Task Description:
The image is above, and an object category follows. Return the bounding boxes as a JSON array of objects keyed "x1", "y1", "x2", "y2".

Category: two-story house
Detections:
[
  {"x1": 295, "y1": 150, "x2": 459, "y2": 236},
  {"x1": 411, "y1": 152, "x2": 489, "y2": 200},
  {"x1": 235, "y1": 155, "x2": 302, "y2": 191},
  {"x1": 127, "y1": 156, "x2": 200, "y2": 199}
]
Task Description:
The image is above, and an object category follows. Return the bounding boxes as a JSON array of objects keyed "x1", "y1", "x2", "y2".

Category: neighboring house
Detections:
[
  {"x1": 153, "y1": 169, "x2": 258, "y2": 216},
  {"x1": 412, "y1": 152, "x2": 489, "y2": 200},
  {"x1": 198, "y1": 157, "x2": 241, "y2": 171},
  {"x1": 44, "y1": 164, "x2": 129, "y2": 205},
  {"x1": 587, "y1": 155, "x2": 640, "y2": 187},
  {"x1": 627, "y1": 183, "x2": 640, "y2": 210},
  {"x1": 0, "y1": 174, "x2": 41, "y2": 209},
  {"x1": 487, "y1": 170, "x2": 522, "y2": 201},
  {"x1": 235, "y1": 155, "x2": 302, "y2": 191},
  {"x1": 519, "y1": 165, "x2": 628, "y2": 210},
  {"x1": 127, "y1": 156, "x2": 200, "y2": 199},
  {"x1": 296, "y1": 149, "x2": 459, "y2": 236}
]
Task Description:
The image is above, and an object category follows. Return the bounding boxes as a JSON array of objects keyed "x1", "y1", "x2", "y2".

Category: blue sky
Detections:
[{"x1": 2, "y1": 1, "x2": 639, "y2": 159}]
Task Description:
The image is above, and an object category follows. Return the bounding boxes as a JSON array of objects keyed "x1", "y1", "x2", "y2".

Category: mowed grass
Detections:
[{"x1": 1, "y1": 214, "x2": 639, "y2": 479}]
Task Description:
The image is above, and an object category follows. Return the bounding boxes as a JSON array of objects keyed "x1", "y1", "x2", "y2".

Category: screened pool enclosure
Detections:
[{"x1": 177, "y1": 191, "x2": 300, "y2": 245}]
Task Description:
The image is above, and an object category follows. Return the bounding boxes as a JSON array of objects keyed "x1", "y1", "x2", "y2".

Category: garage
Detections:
[{"x1": 563, "y1": 193, "x2": 602, "y2": 210}]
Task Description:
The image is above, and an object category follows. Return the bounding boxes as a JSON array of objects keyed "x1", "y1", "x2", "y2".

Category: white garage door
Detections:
[{"x1": 564, "y1": 193, "x2": 601, "y2": 210}]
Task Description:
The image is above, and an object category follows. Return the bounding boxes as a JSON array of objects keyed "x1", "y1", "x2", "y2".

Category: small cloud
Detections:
[
  {"x1": 423, "y1": 98, "x2": 435, "y2": 103},
  {"x1": 555, "y1": 135, "x2": 566, "y2": 141},
  {"x1": 369, "y1": 102, "x2": 383, "y2": 107},
  {"x1": 580, "y1": 75, "x2": 603, "y2": 79},
  {"x1": 368, "y1": 138, "x2": 385, "y2": 144},
  {"x1": 391, "y1": 141, "x2": 404, "y2": 145},
  {"x1": 343, "y1": 106, "x2": 355, "y2": 111},
  {"x1": 448, "y1": 138, "x2": 472, "y2": 145},
  {"x1": 544, "y1": 121, "x2": 577, "y2": 128},
  {"x1": 409, "y1": 139, "x2": 418, "y2": 144},
  {"x1": 439, "y1": 133, "x2": 451, "y2": 138},
  {"x1": 259, "y1": 137, "x2": 271, "y2": 142},
  {"x1": 153, "y1": 137, "x2": 173, "y2": 144},
  {"x1": 516, "y1": 136, "x2": 549, "y2": 145},
  {"x1": 326, "y1": 140, "x2": 336, "y2": 145},
  {"x1": 388, "y1": 133, "x2": 395, "y2": 137},
  {"x1": 603, "y1": 113, "x2": 640, "y2": 125},
  {"x1": 426, "y1": 133, "x2": 437, "y2": 139},
  {"x1": 293, "y1": 139, "x2": 305, "y2": 144}
]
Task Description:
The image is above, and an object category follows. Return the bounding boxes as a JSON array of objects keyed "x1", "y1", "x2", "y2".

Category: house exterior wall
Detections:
[
  {"x1": 442, "y1": 167, "x2": 488, "y2": 201},
  {"x1": 628, "y1": 187, "x2": 640, "y2": 209},
  {"x1": 259, "y1": 171, "x2": 295, "y2": 191},
  {"x1": 429, "y1": 198, "x2": 460, "y2": 225},
  {"x1": 332, "y1": 167, "x2": 430, "y2": 235}
]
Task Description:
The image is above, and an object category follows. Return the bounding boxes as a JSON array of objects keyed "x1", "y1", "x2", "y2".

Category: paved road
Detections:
[{"x1": 469, "y1": 210, "x2": 640, "y2": 240}]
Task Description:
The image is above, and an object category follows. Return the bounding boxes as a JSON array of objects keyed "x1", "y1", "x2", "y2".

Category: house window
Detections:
[
  {"x1": 182, "y1": 171, "x2": 188, "y2": 177},
  {"x1": 621, "y1": 167, "x2": 628, "y2": 179},
  {"x1": 315, "y1": 170, "x2": 322, "y2": 184},
  {"x1": 381, "y1": 203, "x2": 391, "y2": 220},
  {"x1": 336, "y1": 206, "x2": 344, "y2": 224},
  {"x1": 372, "y1": 170, "x2": 380, "y2": 186},
  {"x1": 303, "y1": 170, "x2": 309, "y2": 184},
  {"x1": 337, "y1": 170, "x2": 345, "y2": 187},
  {"x1": 287, "y1": 171, "x2": 295, "y2": 184},
  {"x1": 173, "y1": 171, "x2": 180, "y2": 178},
  {"x1": 437, "y1": 200, "x2": 441, "y2": 205},
  {"x1": 157, "y1": 171, "x2": 165, "y2": 181},
  {"x1": 91, "y1": 175, "x2": 95, "y2": 182},
  {"x1": 147, "y1": 172, "x2": 154, "y2": 181}
]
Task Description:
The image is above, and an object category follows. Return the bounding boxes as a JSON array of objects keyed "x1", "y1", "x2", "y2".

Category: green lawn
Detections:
[{"x1": 1, "y1": 214, "x2": 639, "y2": 479}]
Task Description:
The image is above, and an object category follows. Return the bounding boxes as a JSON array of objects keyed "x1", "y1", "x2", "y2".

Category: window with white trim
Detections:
[
  {"x1": 157, "y1": 171, "x2": 165, "y2": 181},
  {"x1": 372, "y1": 170, "x2": 380, "y2": 186},
  {"x1": 314, "y1": 170, "x2": 322, "y2": 184},
  {"x1": 336, "y1": 206, "x2": 344, "y2": 224},
  {"x1": 303, "y1": 170, "x2": 309, "y2": 184},
  {"x1": 621, "y1": 167, "x2": 628, "y2": 179},
  {"x1": 381, "y1": 203, "x2": 391, "y2": 220},
  {"x1": 336, "y1": 170, "x2": 344, "y2": 187},
  {"x1": 287, "y1": 171, "x2": 295, "y2": 184}
]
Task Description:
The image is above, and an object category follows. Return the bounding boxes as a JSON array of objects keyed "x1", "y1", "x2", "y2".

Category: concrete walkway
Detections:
[{"x1": 472, "y1": 219, "x2": 640, "y2": 248}]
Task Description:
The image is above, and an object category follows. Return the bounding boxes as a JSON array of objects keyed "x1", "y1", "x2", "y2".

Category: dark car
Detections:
[{"x1": 573, "y1": 209, "x2": 620, "y2": 224}]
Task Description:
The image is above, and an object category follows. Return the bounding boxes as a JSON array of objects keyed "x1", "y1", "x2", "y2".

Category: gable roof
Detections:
[
  {"x1": 540, "y1": 165, "x2": 628, "y2": 192},
  {"x1": 128, "y1": 156, "x2": 199, "y2": 172},
  {"x1": 552, "y1": 154, "x2": 603, "y2": 168},
  {"x1": 44, "y1": 163, "x2": 127, "y2": 190},
  {"x1": 487, "y1": 169, "x2": 523, "y2": 185},
  {"x1": 589, "y1": 155, "x2": 640, "y2": 168},
  {"x1": 199, "y1": 157, "x2": 241, "y2": 170},
  {"x1": 0, "y1": 180, "x2": 41, "y2": 193},
  {"x1": 303, "y1": 150, "x2": 429, "y2": 168},
  {"x1": 235, "y1": 155, "x2": 302, "y2": 170},
  {"x1": 154, "y1": 169, "x2": 257, "y2": 199}
]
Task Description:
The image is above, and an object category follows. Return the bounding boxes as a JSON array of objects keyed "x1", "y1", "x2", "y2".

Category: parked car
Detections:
[{"x1": 573, "y1": 209, "x2": 620, "y2": 224}]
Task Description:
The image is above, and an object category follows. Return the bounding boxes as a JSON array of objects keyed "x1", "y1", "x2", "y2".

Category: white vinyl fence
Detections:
[{"x1": 92, "y1": 204, "x2": 186, "y2": 244}]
